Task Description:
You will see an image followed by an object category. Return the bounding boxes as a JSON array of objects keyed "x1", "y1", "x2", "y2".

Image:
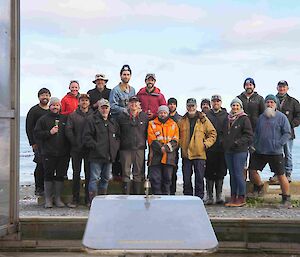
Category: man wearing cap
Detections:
[
  {"x1": 205, "y1": 95, "x2": 228, "y2": 204},
  {"x1": 65, "y1": 94, "x2": 94, "y2": 207},
  {"x1": 109, "y1": 65, "x2": 135, "y2": 179},
  {"x1": 34, "y1": 97, "x2": 70, "y2": 208},
  {"x1": 249, "y1": 94, "x2": 292, "y2": 207},
  {"x1": 87, "y1": 74, "x2": 111, "y2": 110},
  {"x1": 83, "y1": 98, "x2": 120, "y2": 204},
  {"x1": 200, "y1": 98, "x2": 211, "y2": 114},
  {"x1": 137, "y1": 73, "x2": 166, "y2": 120},
  {"x1": 26, "y1": 88, "x2": 51, "y2": 196},
  {"x1": 61, "y1": 80, "x2": 81, "y2": 115},
  {"x1": 269, "y1": 80, "x2": 300, "y2": 183},
  {"x1": 167, "y1": 97, "x2": 182, "y2": 195},
  {"x1": 147, "y1": 105, "x2": 179, "y2": 195},
  {"x1": 178, "y1": 98, "x2": 217, "y2": 199},
  {"x1": 117, "y1": 95, "x2": 148, "y2": 194}
]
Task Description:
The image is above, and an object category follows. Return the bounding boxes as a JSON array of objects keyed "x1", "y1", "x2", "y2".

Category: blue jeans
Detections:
[
  {"x1": 89, "y1": 161, "x2": 112, "y2": 193},
  {"x1": 182, "y1": 158, "x2": 206, "y2": 199},
  {"x1": 283, "y1": 139, "x2": 293, "y2": 176},
  {"x1": 225, "y1": 152, "x2": 248, "y2": 196}
]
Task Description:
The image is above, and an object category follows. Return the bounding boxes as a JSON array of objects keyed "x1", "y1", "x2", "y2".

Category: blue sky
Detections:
[{"x1": 20, "y1": 0, "x2": 300, "y2": 115}]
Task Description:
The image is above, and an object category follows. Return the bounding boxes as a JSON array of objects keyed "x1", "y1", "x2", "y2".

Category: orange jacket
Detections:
[
  {"x1": 61, "y1": 93, "x2": 79, "y2": 115},
  {"x1": 147, "y1": 117, "x2": 179, "y2": 166}
]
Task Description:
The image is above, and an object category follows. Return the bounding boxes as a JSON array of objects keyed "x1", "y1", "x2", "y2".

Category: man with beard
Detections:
[
  {"x1": 137, "y1": 73, "x2": 166, "y2": 120},
  {"x1": 34, "y1": 97, "x2": 70, "y2": 208},
  {"x1": 249, "y1": 94, "x2": 292, "y2": 207},
  {"x1": 147, "y1": 105, "x2": 179, "y2": 195},
  {"x1": 167, "y1": 97, "x2": 182, "y2": 195},
  {"x1": 109, "y1": 65, "x2": 135, "y2": 179},
  {"x1": 26, "y1": 88, "x2": 51, "y2": 196},
  {"x1": 269, "y1": 80, "x2": 300, "y2": 183},
  {"x1": 65, "y1": 94, "x2": 94, "y2": 208},
  {"x1": 118, "y1": 95, "x2": 148, "y2": 194},
  {"x1": 200, "y1": 98, "x2": 211, "y2": 114},
  {"x1": 178, "y1": 98, "x2": 217, "y2": 199},
  {"x1": 87, "y1": 74, "x2": 111, "y2": 110},
  {"x1": 205, "y1": 95, "x2": 228, "y2": 204}
]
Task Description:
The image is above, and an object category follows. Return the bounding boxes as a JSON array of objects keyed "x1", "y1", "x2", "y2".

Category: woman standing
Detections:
[
  {"x1": 223, "y1": 98, "x2": 253, "y2": 207},
  {"x1": 61, "y1": 80, "x2": 80, "y2": 115}
]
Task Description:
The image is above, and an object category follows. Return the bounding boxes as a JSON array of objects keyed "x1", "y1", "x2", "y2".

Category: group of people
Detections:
[{"x1": 26, "y1": 64, "x2": 300, "y2": 209}]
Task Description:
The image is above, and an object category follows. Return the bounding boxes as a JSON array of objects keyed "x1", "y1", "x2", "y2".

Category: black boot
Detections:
[
  {"x1": 122, "y1": 182, "x2": 131, "y2": 195},
  {"x1": 133, "y1": 181, "x2": 142, "y2": 195},
  {"x1": 54, "y1": 181, "x2": 65, "y2": 208},
  {"x1": 215, "y1": 179, "x2": 224, "y2": 204},
  {"x1": 204, "y1": 180, "x2": 214, "y2": 205},
  {"x1": 44, "y1": 181, "x2": 53, "y2": 208}
]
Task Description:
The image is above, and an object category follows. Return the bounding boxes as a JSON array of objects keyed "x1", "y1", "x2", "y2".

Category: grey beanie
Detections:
[
  {"x1": 49, "y1": 97, "x2": 61, "y2": 106},
  {"x1": 230, "y1": 97, "x2": 243, "y2": 109},
  {"x1": 157, "y1": 105, "x2": 170, "y2": 114}
]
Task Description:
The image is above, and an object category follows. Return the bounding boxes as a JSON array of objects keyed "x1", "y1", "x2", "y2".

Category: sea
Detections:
[{"x1": 19, "y1": 116, "x2": 300, "y2": 187}]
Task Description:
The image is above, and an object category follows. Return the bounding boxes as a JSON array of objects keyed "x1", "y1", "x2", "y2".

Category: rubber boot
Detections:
[
  {"x1": 133, "y1": 181, "x2": 142, "y2": 195},
  {"x1": 215, "y1": 179, "x2": 224, "y2": 204},
  {"x1": 122, "y1": 182, "x2": 131, "y2": 195},
  {"x1": 54, "y1": 181, "x2": 65, "y2": 208},
  {"x1": 204, "y1": 180, "x2": 214, "y2": 205},
  {"x1": 98, "y1": 188, "x2": 107, "y2": 195},
  {"x1": 44, "y1": 181, "x2": 53, "y2": 208}
]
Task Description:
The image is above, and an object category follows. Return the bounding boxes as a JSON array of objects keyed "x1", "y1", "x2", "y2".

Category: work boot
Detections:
[
  {"x1": 280, "y1": 194, "x2": 292, "y2": 208},
  {"x1": 225, "y1": 194, "x2": 237, "y2": 207},
  {"x1": 204, "y1": 180, "x2": 214, "y2": 205},
  {"x1": 231, "y1": 195, "x2": 246, "y2": 207},
  {"x1": 54, "y1": 181, "x2": 65, "y2": 208},
  {"x1": 122, "y1": 181, "x2": 131, "y2": 195},
  {"x1": 215, "y1": 179, "x2": 224, "y2": 204},
  {"x1": 98, "y1": 188, "x2": 107, "y2": 195},
  {"x1": 133, "y1": 181, "x2": 142, "y2": 195},
  {"x1": 44, "y1": 181, "x2": 53, "y2": 208}
]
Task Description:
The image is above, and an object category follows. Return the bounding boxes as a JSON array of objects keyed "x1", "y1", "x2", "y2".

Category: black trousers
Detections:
[
  {"x1": 43, "y1": 155, "x2": 69, "y2": 182},
  {"x1": 33, "y1": 147, "x2": 44, "y2": 190},
  {"x1": 205, "y1": 151, "x2": 227, "y2": 180}
]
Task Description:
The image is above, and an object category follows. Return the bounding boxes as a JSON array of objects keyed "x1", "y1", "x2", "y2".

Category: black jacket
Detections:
[
  {"x1": 83, "y1": 112, "x2": 120, "y2": 162},
  {"x1": 87, "y1": 87, "x2": 111, "y2": 110},
  {"x1": 277, "y1": 93, "x2": 300, "y2": 139},
  {"x1": 170, "y1": 111, "x2": 182, "y2": 123},
  {"x1": 34, "y1": 112, "x2": 69, "y2": 156},
  {"x1": 117, "y1": 111, "x2": 148, "y2": 150},
  {"x1": 206, "y1": 108, "x2": 228, "y2": 152},
  {"x1": 222, "y1": 115, "x2": 253, "y2": 153},
  {"x1": 65, "y1": 107, "x2": 94, "y2": 154},
  {"x1": 26, "y1": 104, "x2": 49, "y2": 146},
  {"x1": 237, "y1": 92, "x2": 265, "y2": 130}
]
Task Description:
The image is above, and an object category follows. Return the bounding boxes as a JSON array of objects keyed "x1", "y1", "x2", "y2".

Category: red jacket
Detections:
[
  {"x1": 61, "y1": 93, "x2": 79, "y2": 115},
  {"x1": 137, "y1": 87, "x2": 166, "y2": 119}
]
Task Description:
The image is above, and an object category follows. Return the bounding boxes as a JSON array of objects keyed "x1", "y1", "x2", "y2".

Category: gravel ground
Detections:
[{"x1": 19, "y1": 183, "x2": 300, "y2": 219}]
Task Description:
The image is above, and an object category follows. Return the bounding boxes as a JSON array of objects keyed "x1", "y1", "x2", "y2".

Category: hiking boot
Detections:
[
  {"x1": 231, "y1": 195, "x2": 246, "y2": 207},
  {"x1": 225, "y1": 195, "x2": 237, "y2": 207},
  {"x1": 269, "y1": 175, "x2": 279, "y2": 184},
  {"x1": 280, "y1": 194, "x2": 292, "y2": 208}
]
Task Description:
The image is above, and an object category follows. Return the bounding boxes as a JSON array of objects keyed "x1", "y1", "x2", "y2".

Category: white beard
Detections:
[{"x1": 264, "y1": 107, "x2": 276, "y2": 118}]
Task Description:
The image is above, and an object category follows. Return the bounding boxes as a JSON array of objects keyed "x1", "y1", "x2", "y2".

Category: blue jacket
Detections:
[{"x1": 254, "y1": 111, "x2": 291, "y2": 155}]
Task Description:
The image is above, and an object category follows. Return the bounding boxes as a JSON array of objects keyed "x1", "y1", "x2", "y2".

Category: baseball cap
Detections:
[
  {"x1": 211, "y1": 94, "x2": 222, "y2": 101},
  {"x1": 99, "y1": 98, "x2": 110, "y2": 107},
  {"x1": 186, "y1": 98, "x2": 197, "y2": 106}
]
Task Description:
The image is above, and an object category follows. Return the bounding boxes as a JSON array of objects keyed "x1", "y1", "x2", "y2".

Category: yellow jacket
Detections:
[{"x1": 178, "y1": 111, "x2": 217, "y2": 160}]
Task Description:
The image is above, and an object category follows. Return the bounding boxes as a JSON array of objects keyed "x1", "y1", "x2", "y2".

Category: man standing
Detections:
[
  {"x1": 270, "y1": 80, "x2": 300, "y2": 182},
  {"x1": 118, "y1": 95, "x2": 148, "y2": 194},
  {"x1": 26, "y1": 88, "x2": 51, "y2": 196},
  {"x1": 87, "y1": 74, "x2": 111, "y2": 110},
  {"x1": 178, "y1": 98, "x2": 217, "y2": 199},
  {"x1": 167, "y1": 97, "x2": 182, "y2": 195},
  {"x1": 237, "y1": 77, "x2": 265, "y2": 130},
  {"x1": 249, "y1": 94, "x2": 292, "y2": 207},
  {"x1": 34, "y1": 97, "x2": 70, "y2": 208},
  {"x1": 65, "y1": 94, "x2": 94, "y2": 207},
  {"x1": 147, "y1": 105, "x2": 179, "y2": 195},
  {"x1": 137, "y1": 73, "x2": 166, "y2": 120},
  {"x1": 83, "y1": 99, "x2": 120, "y2": 204},
  {"x1": 200, "y1": 98, "x2": 211, "y2": 114},
  {"x1": 205, "y1": 95, "x2": 228, "y2": 204}
]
